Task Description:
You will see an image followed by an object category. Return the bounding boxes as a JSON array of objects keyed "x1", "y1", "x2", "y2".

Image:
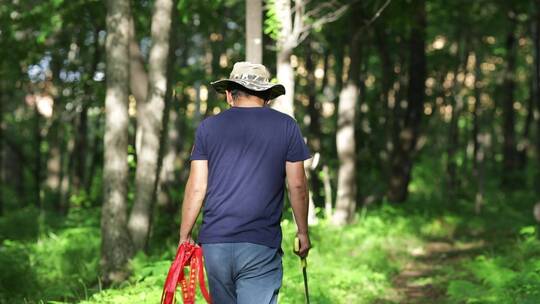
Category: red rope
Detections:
[{"x1": 161, "y1": 242, "x2": 212, "y2": 304}]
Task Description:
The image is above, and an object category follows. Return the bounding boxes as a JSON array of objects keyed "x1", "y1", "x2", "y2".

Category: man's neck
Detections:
[{"x1": 231, "y1": 96, "x2": 266, "y2": 108}]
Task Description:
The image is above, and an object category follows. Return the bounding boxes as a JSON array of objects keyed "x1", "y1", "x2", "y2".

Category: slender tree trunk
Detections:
[
  {"x1": 60, "y1": 131, "x2": 74, "y2": 213},
  {"x1": 472, "y1": 52, "x2": 486, "y2": 213},
  {"x1": 517, "y1": 82, "x2": 535, "y2": 169},
  {"x1": 447, "y1": 42, "x2": 467, "y2": 196},
  {"x1": 46, "y1": 54, "x2": 63, "y2": 210},
  {"x1": 246, "y1": 0, "x2": 262, "y2": 63},
  {"x1": 534, "y1": 0, "x2": 540, "y2": 194},
  {"x1": 34, "y1": 103, "x2": 42, "y2": 208},
  {"x1": 275, "y1": 47, "x2": 295, "y2": 116},
  {"x1": 305, "y1": 41, "x2": 322, "y2": 205},
  {"x1": 154, "y1": 1, "x2": 180, "y2": 240},
  {"x1": 74, "y1": 30, "x2": 101, "y2": 193},
  {"x1": 101, "y1": 0, "x2": 133, "y2": 285},
  {"x1": 46, "y1": 133, "x2": 62, "y2": 204},
  {"x1": 332, "y1": 24, "x2": 362, "y2": 226},
  {"x1": 374, "y1": 23, "x2": 394, "y2": 169},
  {"x1": 157, "y1": 8, "x2": 183, "y2": 211},
  {"x1": 273, "y1": 0, "x2": 296, "y2": 117},
  {"x1": 73, "y1": 103, "x2": 88, "y2": 192},
  {"x1": 86, "y1": 123, "x2": 101, "y2": 194},
  {"x1": 205, "y1": 15, "x2": 223, "y2": 118},
  {"x1": 322, "y1": 165, "x2": 333, "y2": 219},
  {"x1": 502, "y1": 12, "x2": 518, "y2": 187},
  {"x1": 128, "y1": 0, "x2": 175, "y2": 252},
  {"x1": 157, "y1": 104, "x2": 180, "y2": 210},
  {"x1": 129, "y1": 14, "x2": 149, "y2": 155},
  {"x1": 0, "y1": 81, "x2": 3, "y2": 216},
  {"x1": 387, "y1": 0, "x2": 426, "y2": 202}
]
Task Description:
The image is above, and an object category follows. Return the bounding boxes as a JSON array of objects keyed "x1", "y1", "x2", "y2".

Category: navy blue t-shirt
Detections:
[{"x1": 189, "y1": 106, "x2": 311, "y2": 248}]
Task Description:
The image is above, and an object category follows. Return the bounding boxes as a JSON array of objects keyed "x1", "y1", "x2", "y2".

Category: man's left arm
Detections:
[{"x1": 179, "y1": 160, "x2": 208, "y2": 243}]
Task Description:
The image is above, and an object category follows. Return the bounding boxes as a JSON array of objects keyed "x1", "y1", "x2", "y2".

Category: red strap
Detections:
[
  {"x1": 161, "y1": 243, "x2": 212, "y2": 304},
  {"x1": 194, "y1": 247, "x2": 212, "y2": 303}
]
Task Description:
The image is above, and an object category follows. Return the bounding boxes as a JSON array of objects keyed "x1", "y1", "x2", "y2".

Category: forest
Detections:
[{"x1": 1, "y1": 0, "x2": 540, "y2": 303}]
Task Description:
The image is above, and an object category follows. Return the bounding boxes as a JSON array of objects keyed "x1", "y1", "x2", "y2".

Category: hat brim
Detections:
[{"x1": 210, "y1": 79, "x2": 285, "y2": 100}]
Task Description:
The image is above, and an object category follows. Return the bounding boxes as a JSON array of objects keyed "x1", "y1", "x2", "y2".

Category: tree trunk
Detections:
[
  {"x1": 275, "y1": 47, "x2": 295, "y2": 117},
  {"x1": 34, "y1": 103, "x2": 42, "y2": 208},
  {"x1": 322, "y1": 165, "x2": 333, "y2": 219},
  {"x1": 246, "y1": 0, "x2": 262, "y2": 64},
  {"x1": 332, "y1": 25, "x2": 362, "y2": 226},
  {"x1": 157, "y1": 103, "x2": 180, "y2": 209},
  {"x1": 501, "y1": 12, "x2": 518, "y2": 187},
  {"x1": 73, "y1": 30, "x2": 101, "y2": 193},
  {"x1": 374, "y1": 22, "x2": 394, "y2": 169},
  {"x1": 472, "y1": 52, "x2": 486, "y2": 213},
  {"x1": 128, "y1": 0, "x2": 175, "y2": 252},
  {"x1": 447, "y1": 42, "x2": 467, "y2": 196},
  {"x1": 46, "y1": 134, "x2": 62, "y2": 205},
  {"x1": 101, "y1": 0, "x2": 133, "y2": 285},
  {"x1": 387, "y1": 0, "x2": 426, "y2": 202},
  {"x1": 273, "y1": 0, "x2": 295, "y2": 117},
  {"x1": 73, "y1": 103, "x2": 88, "y2": 192},
  {"x1": 305, "y1": 41, "x2": 322, "y2": 205},
  {"x1": 0, "y1": 82, "x2": 3, "y2": 216},
  {"x1": 157, "y1": 7, "x2": 183, "y2": 211},
  {"x1": 533, "y1": 0, "x2": 540, "y2": 194},
  {"x1": 129, "y1": 14, "x2": 149, "y2": 155}
]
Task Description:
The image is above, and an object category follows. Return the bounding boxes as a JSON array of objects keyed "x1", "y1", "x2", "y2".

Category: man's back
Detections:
[
  {"x1": 179, "y1": 62, "x2": 311, "y2": 304},
  {"x1": 190, "y1": 106, "x2": 311, "y2": 248}
]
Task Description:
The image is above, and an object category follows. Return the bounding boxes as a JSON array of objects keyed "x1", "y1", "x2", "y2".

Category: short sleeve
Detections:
[
  {"x1": 286, "y1": 122, "x2": 312, "y2": 162},
  {"x1": 190, "y1": 121, "x2": 208, "y2": 161}
]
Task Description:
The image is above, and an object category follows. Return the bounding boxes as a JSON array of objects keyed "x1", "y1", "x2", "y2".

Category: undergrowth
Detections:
[
  {"x1": 79, "y1": 205, "x2": 426, "y2": 304},
  {"x1": 1, "y1": 179, "x2": 538, "y2": 303}
]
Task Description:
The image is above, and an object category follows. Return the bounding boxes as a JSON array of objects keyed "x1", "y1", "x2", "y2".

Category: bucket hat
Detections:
[{"x1": 210, "y1": 62, "x2": 285, "y2": 100}]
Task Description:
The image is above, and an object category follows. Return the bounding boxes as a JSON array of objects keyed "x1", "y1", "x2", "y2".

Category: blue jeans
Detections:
[{"x1": 201, "y1": 242, "x2": 283, "y2": 304}]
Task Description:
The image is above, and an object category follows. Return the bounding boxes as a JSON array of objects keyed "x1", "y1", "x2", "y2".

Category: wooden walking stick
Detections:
[{"x1": 294, "y1": 237, "x2": 310, "y2": 304}]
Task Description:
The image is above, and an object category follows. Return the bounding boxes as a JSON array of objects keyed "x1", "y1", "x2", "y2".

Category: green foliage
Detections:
[
  {"x1": 0, "y1": 209, "x2": 101, "y2": 303},
  {"x1": 446, "y1": 225, "x2": 540, "y2": 303},
  {"x1": 263, "y1": 0, "x2": 281, "y2": 40},
  {"x1": 0, "y1": 207, "x2": 40, "y2": 241},
  {"x1": 79, "y1": 205, "x2": 427, "y2": 304}
]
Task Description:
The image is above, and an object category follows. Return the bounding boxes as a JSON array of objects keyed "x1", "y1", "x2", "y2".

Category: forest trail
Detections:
[{"x1": 386, "y1": 238, "x2": 486, "y2": 303}]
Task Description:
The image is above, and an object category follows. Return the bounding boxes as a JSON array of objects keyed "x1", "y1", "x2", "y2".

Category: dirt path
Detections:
[{"x1": 383, "y1": 239, "x2": 485, "y2": 303}]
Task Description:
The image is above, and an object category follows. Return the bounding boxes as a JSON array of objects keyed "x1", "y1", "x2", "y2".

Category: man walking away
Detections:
[{"x1": 178, "y1": 62, "x2": 312, "y2": 304}]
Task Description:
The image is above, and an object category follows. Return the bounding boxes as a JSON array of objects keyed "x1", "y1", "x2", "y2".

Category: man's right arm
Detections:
[{"x1": 285, "y1": 160, "x2": 311, "y2": 258}]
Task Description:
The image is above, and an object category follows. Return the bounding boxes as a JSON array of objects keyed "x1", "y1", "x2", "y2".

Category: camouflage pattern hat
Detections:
[{"x1": 210, "y1": 62, "x2": 285, "y2": 100}]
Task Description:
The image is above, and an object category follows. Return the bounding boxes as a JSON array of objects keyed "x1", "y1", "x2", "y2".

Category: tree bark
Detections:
[
  {"x1": 387, "y1": 0, "x2": 426, "y2": 202},
  {"x1": 246, "y1": 0, "x2": 262, "y2": 63},
  {"x1": 0, "y1": 81, "x2": 3, "y2": 216},
  {"x1": 332, "y1": 22, "x2": 362, "y2": 226},
  {"x1": 34, "y1": 103, "x2": 42, "y2": 208},
  {"x1": 472, "y1": 52, "x2": 486, "y2": 213},
  {"x1": 157, "y1": 7, "x2": 184, "y2": 211},
  {"x1": 273, "y1": 0, "x2": 296, "y2": 117},
  {"x1": 305, "y1": 41, "x2": 322, "y2": 205},
  {"x1": 446, "y1": 41, "x2": 467, "y2": 196},
  {"x1": 128, "y1": 0, "x2": 175, "y2": 252},
  {"x1": 101, "y1": 0, "x2": 133, "y2": 285},
  {"x1": 129, "y1": 14, "x2": 149, "y2": 155},
  {"x1": 374, "y1": 22, "x2": 394, "y2": 151},
  {"x1": 73, "y1": 29, "x2": 101, "y2": 193},
  {"x1": 501, "y1": 11, "x2": 518, "y2": 187},
  {"x1": 533, "y1": 0, "x2": 540, "y2": 194}
]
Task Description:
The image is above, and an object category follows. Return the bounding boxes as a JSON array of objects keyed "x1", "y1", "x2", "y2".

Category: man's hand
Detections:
[
  {"x1": 295, "y1": 232, "x2": 311, "y2": 258},
  {"x1": 179, "y1": 234, "x2": 195, "y2": 245}
]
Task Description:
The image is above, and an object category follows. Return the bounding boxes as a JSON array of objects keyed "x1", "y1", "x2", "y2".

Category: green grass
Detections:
[
  {"x1": 78, "y1": 205, "x2": 426, "y2": 304},
  {"x1": 1, "y1": 169, "x2": 538, "y2": 303}
]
